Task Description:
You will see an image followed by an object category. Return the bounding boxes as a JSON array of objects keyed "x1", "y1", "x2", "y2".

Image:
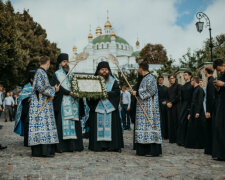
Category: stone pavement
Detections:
[{"x1": 0, "y1": 119, "x2": 225, "y2": 180}]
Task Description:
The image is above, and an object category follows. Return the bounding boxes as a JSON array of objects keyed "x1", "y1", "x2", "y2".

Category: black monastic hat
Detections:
[
  {"x1": 26, "y1": 70, "x2": 36, "y2": 84},
  {"x1": 57, "y1": 53, "x2": 69, "y2": 64},
  {"x1": 94, "y1": 61, "x2": 112, "y2": 76}
]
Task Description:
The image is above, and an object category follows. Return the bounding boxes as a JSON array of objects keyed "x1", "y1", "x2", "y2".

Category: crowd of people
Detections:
[
  {"x1": 156, "y1": 59, "x2": 225, "y2": 161},
  {"x1": 0, "y1": 54, "x2": 224, "y2": 161},
  {"x1": 0, "y1": 85, "x2": 19, "y2": 149}
]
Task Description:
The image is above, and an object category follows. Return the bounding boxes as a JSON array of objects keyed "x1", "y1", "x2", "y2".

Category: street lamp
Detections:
[{"x1": 195, "y1": 12, "x2": 213, "y2": 61}]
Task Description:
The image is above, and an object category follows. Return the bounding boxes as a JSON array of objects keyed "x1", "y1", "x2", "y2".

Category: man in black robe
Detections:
[
  {"x1": 87, "y1": 61, "x2": 124, "y2": 152},
  {"x1": 185, "y1": 76, "x2": 205, "y2": 149},
  {"x1": 204, "y1": 67, "x2": 216, "y2": 155},
  {"x1": 212, "y1": 59, "x2": 225, "y2": 161},
  {"x1": 177, "y1": 71, "x2": 193, "y2": 146},
  {"x1": 51, "y1": 53, "x2": 84, "y2": 153},
  {"x1": 167, "y1": 74, "x2": 181, "y2": 143},
  {"x1": 131, "y1": 74, "x2": 143, "y2": 150},
  {"x1": 157, "y1": 76, "x2": 168, "y2": 139}
]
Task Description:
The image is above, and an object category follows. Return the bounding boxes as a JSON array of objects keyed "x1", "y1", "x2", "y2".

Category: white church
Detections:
[{"x1": 71, "y1": 15, "x2": 161, "y2": 74}]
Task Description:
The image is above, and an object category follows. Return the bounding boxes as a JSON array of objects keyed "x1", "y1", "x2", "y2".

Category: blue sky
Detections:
[
  {"x1": 8, "y1": 0, "x2": 225, "y2": 64},
  {"x1": 175, "y1": 0, "x2": 213, "y2": 28}
]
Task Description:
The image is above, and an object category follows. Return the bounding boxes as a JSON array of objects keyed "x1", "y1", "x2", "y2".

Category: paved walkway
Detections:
[{"x1": 0, "y1": 119, "x2": 225, "y2": 180}]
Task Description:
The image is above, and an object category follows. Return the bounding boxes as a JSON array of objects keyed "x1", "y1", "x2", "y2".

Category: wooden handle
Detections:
[
  {"x1": 116, "y1": 65, "x2": 153, "y2": 128},
  {"x1": 35, "y1": 61, "x2": 79, "y2": 118},
  {"x1": 34, "y1": 100, "x2": 49, "y2": 118},
  {"x1": 59, "y1": 61, "x2": 78, "y2": 87}
]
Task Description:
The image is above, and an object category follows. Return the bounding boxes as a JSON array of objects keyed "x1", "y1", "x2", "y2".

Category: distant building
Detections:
[{"x1": 71, "y1": 14, "x2": 162, "y2": 74}]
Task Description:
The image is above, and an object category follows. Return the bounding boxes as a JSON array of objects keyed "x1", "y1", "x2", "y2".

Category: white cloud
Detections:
[{"x1": 11, "y1": 0, "x2": 225, "y2": 65}]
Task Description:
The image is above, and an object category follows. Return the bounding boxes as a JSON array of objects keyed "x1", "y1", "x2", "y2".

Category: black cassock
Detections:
[
  {"x1": 212, "y1": 74, "x2": 225, "y2": 160},
  {"x1": 185, "y1": 85, "x2": 205, "y2": 149},
  {"x1": 51, "y1": 73, "x2": 84, "y2": 152},
  {"x1": 205, "y1": 76, "x2": 216, "y2": 155},
  {"x1": 87, "y1": 80, "x2": 124, "y2": 152},
  {"x1": 130, "y1": 93, "x2": 137, "y2": 150},
  {"x1": 131, "y1": 75, "x2": 143, "y2": 150},
  {"x1": 167, "y1": 83, "x2": 181, "y2": 143},
  {"x1": 176, "y1": 81, "x2": 193, "y2": 146},
  {"x1": 157, "y1": 84, "x2": 168, "y2": 139},
  {"x1": 21, "y1": 97, "x2": 30, "y2": 147}
]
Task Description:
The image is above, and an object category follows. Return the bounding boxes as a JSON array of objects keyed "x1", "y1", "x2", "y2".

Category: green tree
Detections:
[
  {"x1": 179, "y1": 48, "x2": 205, "y2": 76},
  {"x1": 203, "y1": 34, "x2": 225, "y2": 61},
  {"x1": 179, "y1": 33, "x2": 225, "y2": 76},
  {"x1": 114, "y1": 69, "x2": 138, "y2": 88},
  {"x1": 0, "y1": 0, "x2": 18, "y2": 88},
  {"x1": 138, "y1": 43, "x2": 168, "y2": 64},
  {"x1": 0, "y1": 1, "x2": 60, "y2": 90},
  {"x1": 157, "y1": 57, "x2": 178, "y2": 75}
]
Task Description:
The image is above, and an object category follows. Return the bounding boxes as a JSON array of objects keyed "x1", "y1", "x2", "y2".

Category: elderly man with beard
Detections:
[
  {"x1": 51, "y1": 53, "x2": 84, "y2": 153},
  {"x1": 87, "y1": 61, "x2": 124, "y2": 152}
]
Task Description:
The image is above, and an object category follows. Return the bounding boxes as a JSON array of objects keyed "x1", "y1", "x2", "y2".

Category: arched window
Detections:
[
  {"x1": 97, "y1": 45, "x2": 99, "y2": 49},
  {"x1": 102, "y1": 44, "x2": 104, "y2": 49},
  {"x1": 116, "y1": 44, "x2": 119, "y2": 49},
  {"x1": 107, "y1": 44, "x2": 109, "y2": 48}
]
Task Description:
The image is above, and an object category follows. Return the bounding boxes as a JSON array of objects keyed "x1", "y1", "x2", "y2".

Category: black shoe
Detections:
[
  {"x1": 43, "y1": 154, "x2": 55, "y2": 158},
  {"x1": 0, "y1": 125, "x2": 3, "y2": 129},
  {"x1": 0, "y1": 144, "x2": 7, "y2": 150},
  {"x1": 145, "y1": 154, "x2": 159, "y2": 157},
  {"x1": 113, "y1": 149, "x2": 121, "y2": 153},
  {"x1": 213, "y1": 157, "x2": 225, "y2": 161},
  {"x1": 123, "y1": 127, "x2": 128, "y2": 130},
  {"x1": 4, "y1": 120, "x2": 7, "y2": 122}
]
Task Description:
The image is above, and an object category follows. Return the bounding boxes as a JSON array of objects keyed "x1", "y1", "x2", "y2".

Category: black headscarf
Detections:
[
  {"x1": 94, "y1": 61, "x2": 112, "y2": 76},
  {"x1": 56, "y1": 53, "x2": 69, "y2": 70},
  {"x1": 26, "y1": 70, "x2": 36, "y2": 84}
]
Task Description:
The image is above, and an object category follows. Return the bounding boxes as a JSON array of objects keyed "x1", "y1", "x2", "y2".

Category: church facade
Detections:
[{"x1": 71, "y1": 17, "x2": 161, "y2": 74}]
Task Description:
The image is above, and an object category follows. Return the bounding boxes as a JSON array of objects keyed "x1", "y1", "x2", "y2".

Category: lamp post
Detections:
[{"x1": 195, "y1": 12, "x2": 213, "y2": 62}]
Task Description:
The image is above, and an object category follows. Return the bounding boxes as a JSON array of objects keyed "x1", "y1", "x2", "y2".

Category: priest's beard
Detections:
[
  {"x1": 62, "y1": 65, "x2": 69, "y2": 74},
  {"x1": 99, "y1": 72, "x2": 110, "y2": 80}
]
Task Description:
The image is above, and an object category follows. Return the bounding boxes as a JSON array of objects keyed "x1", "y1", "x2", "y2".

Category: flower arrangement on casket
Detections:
[{"x1": 70, "y1": 74, "x2": 108, "y2": 100}]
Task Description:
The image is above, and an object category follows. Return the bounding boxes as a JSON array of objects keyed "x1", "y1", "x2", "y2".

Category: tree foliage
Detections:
[
  {"x1": 114, "y1": 69, "x2": 138, "y2": 87},
  {"x1": 138, "y1": 43, "x2": 168, "y2": 64},
  {"x1": 0, "y1": 0, "x2": 60, "y2": 90},
  {"x1": 179, "y1": 33, "x2": 225, "y2": 76},
  {"x1": 157, "y1": 57, "x2": 178, "y2": 75}
]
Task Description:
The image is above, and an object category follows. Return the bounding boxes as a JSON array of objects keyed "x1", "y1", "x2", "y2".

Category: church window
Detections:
[
  {"x1": 102, "y1": 44, "x2": 104, "y2": 49},
  {"x1": 97, "y1": 45, "x2": 99, "y2": 49}
]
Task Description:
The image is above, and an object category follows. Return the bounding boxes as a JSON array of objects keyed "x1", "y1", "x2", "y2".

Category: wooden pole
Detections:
[
  {"x1": 35, "y1": 61, "x2": 79, "y2": 118},
  {"x1": 116, "y1": 65, "x2": 153, "y2": 128}
]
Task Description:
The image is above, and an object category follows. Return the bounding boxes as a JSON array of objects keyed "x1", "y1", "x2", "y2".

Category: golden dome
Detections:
[
  {"x1": 104, "y1": 20, "x2": 112, "y2": 28},
  {"x1": 136, "y1": 40, "x2": 140, "y2": 46},
  {"x1": 88, "y1": 33, "x2": 93, "y2": 39},
  {"x1": 110, "y1": 32, "x2": 116, "y2": 37},
  {"x1": 96, "y1": 26, "x2": 102, "y2": 31},
  {"x1": 73, "y1": 45, "x2": 77, "y2": 51},
  {"x1": 96, "y1": 26, "x2": 102, "y2": 35},
  {"x1": 72, "y1": 45, "x2": 77, "y2": 53}
]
